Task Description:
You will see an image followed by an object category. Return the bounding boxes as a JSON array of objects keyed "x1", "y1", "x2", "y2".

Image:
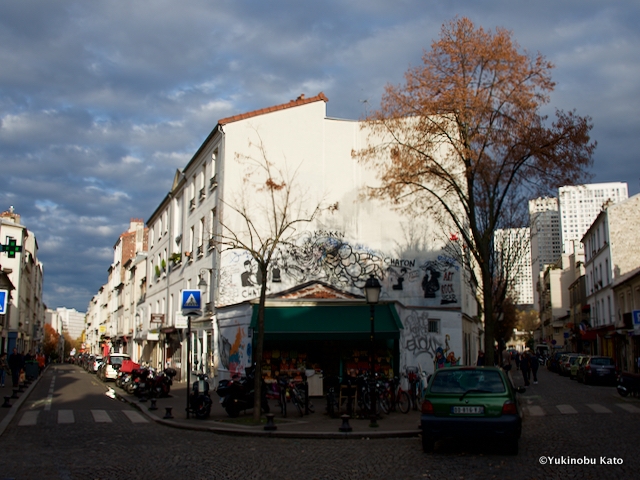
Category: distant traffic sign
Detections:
[{"x1": 0, "y1": 289, "x2": 7, "y2": 315}]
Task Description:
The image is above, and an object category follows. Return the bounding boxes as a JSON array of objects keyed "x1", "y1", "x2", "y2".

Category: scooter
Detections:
[
  {"x1": 189, "y1": 373, "x2": 213, "y2": 419},
  {"x1": 216, "y1": 365, "x2": 270, "y2": 418},
  {"x1": 617, "y1": 372, "x2": 640, "y2": 397}
]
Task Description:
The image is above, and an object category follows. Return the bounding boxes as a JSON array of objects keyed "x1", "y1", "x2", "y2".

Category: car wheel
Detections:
[{"x1": 421, "y1": 433, "x2": 435, "y2": 453}]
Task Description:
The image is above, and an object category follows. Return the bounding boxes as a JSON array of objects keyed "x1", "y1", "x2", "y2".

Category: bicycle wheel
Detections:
[
  {"x1": 280, "y1": 389, "x2": 287, "y2": 417},
  {"x1": 378, "y1": 394, "x2": 391, "y2": 414},
  {"x1": 292, "y1": 388, "x2": 304, "y2": 417},
  {"x1": 396, "y1": 390, "x2": 411, "y2": 414}
]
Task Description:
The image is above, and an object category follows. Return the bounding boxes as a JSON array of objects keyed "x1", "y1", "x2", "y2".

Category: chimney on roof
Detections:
[{"x1": 296, "y1": 94, "x2": 305, "y2": 101}]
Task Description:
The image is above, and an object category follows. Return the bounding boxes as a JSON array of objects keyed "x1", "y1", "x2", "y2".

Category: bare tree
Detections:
[
  {"x1": 357, "y1": 17, "x2": 595, "y2": 366},
  {"x1": 214, "y1": 135, "x2": 330, "y2": 422}
]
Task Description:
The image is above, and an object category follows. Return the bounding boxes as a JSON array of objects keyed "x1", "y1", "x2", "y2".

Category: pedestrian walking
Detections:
[
  {"x1": 0, "y1": 352, "x2": 9, "y2": 387},
  {"x1": 501, "y1": 347, "x2": 513, "y2": 384},
  {"x1": 8, "y1": 348, "x2": 24, "y2": 387},
  {"x1": 530, "y1": 351, "x2": 539, "y2": 384},
  {"x1": 476, "y1": 350, "x2": 485, "y2": 366},
  {"x1": 520, "y1": 351, "x2": 531, "y2": 386}
]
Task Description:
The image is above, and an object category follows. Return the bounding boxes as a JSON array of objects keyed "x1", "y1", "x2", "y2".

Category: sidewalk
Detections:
[
  {"x1": 0, "y1": 368, "x2": 44, "y2": 436},
  {"x1": 112, "y1": 379, "x2": 422, "y2": 439}
]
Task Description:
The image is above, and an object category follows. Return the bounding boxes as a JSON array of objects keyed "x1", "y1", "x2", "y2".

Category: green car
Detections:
[{"x1": 420, "y1": 366, "x2": 526, "y2": 455}]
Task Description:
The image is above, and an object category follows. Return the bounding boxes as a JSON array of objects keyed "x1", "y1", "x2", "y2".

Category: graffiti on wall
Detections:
[
  {"x1": 400, "y1": 310, "x2": 460, "y2": 374},
  {"x1": 217, "y1": 230, "x2": 460, "y2": 307},
  {"x1": 218, "y1": 324, "x2": 251, "y2": 376}
]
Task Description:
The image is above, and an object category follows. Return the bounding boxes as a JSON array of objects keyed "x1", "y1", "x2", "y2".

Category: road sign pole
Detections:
[{"x1": 186, "y1": 315, "x2": 191, "y2": 419}]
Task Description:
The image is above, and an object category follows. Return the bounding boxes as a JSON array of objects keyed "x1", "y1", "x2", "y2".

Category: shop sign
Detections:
[
  {"x1": 99, "y1": 325, "x2": 107, "y2": 333},
  {"x1": 175, "y1": 312, "x2": 188, "y2": 329},
  {"x1": 150, "y1": 313, "x2": 165, "y2": 324}
]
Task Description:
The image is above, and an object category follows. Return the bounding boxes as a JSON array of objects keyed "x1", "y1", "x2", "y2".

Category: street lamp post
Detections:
[{"x1": 364, "y1": 274, "x2": 381, "y2": 428}]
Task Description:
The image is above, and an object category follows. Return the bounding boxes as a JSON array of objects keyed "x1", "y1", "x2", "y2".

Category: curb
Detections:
[{"x1": 108, "y1": 386, "x2": 421, "y2": 439}]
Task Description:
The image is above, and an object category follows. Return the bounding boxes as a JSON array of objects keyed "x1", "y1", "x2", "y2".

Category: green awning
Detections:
[{"x1": 250, "y1": 304, "x2": 403, "y2": 341}]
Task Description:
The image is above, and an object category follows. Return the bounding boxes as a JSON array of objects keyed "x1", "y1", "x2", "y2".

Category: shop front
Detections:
[{"x1": 250, "y1": 302, "x2": 403, "y2": 395}]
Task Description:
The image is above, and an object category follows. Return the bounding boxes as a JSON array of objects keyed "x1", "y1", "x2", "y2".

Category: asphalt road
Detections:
[{"x1": 0, "y1": 364, "x2": 638, "y2": 479}]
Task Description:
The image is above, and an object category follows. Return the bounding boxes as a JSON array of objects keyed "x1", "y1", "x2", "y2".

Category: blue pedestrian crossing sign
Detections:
[
  {"x1": 181, "y1": 289, "x2": 202, "y2": 316},
  {"x1": 0, "y1": 289, "x2": 7, "y2": 315}
]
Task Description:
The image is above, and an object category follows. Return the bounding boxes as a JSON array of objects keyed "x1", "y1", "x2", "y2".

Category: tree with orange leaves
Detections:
[{"x1": 357, "y1": 17, "x2": 595, "y2": 366}]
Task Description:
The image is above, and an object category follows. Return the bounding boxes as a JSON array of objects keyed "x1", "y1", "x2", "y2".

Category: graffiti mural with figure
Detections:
[
  {"x1": 216, "y1": 230, "x2": 460, "y2": 308},
  {"x1": 218, "y1": 323, "x2": 251, "y2": 376}
]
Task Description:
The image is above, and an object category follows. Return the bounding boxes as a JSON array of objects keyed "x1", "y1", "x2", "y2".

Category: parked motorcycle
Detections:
[
  {"x1": 189, "y1": 373, "x2": 213, "y2": 419},
  {"x1": 617, "y1": 372, "x2": 640, "y2": 397},
  {"x1": 216, "y1": 365, "x2": 270, "y2": 418},
  {"x1": 148, "y1": 367, "x2": 177, "y2": 398}
]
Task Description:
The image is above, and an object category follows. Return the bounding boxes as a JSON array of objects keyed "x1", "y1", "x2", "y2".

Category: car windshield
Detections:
[
  {"x1": 430, "y1": 370, "x2": 506, "y2": 394},
  {"x1": 109, "y1": 356, "x2": 129, "y2": 365},
  {"x1": 591, "y1": 358, "x2": 614, "y2": 366}
]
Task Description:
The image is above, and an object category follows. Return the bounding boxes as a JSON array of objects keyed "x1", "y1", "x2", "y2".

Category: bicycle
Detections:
[{"x1": 386, "y1": 375, "x2": 410, "y2": 414}]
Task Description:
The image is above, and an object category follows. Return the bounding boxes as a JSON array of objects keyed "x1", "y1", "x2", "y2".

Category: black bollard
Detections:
[
  {"x1": 17, "y1": 384, "x2": 24, "y2": 392},
  {"x1": 264, "y1": 413, "x2": 277, "y2": 431},
  {"x1": 339, "y1": 414, "x2": 353, "y2": 432},
  {"x1": 11, "y1": 389, "x2": 19, "y2": 399},
  {"x1": 2, "y1": 396, "x2": 11, "y2": 408},
  {"x1": 163, "y1": 407, "x2": 173, "y2": 419},
  {"x1": 149, "y1": 398, "x2": 158, "y2": 410}
]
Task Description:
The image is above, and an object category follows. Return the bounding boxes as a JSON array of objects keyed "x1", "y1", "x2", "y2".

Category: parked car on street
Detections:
[
  {"x1": 420, "y1": 366, "x2": 526, "y2": 455},
  {"x1": 98, "y1": 353, "x2": 131, "y2": 381},
  {"x1": 89, "y1": 355, "x2": 103, "y2": 374},
  {"x1": 547, "y1": 351, "x2": 567, "y2": 373},
  {"x1": 570, "y1": 355, "x2": 589, "y2": 380},
  {"x1": 559, "y1": 353, "x2": 581, "y2": 377},
  {"x1": 577, "y1": 356, "x2": 617, "y2": 385}
]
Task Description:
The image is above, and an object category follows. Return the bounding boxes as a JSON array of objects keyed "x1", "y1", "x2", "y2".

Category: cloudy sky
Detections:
[{"x1": 1, "y1": 1, "x2": 638, "y2": 312}]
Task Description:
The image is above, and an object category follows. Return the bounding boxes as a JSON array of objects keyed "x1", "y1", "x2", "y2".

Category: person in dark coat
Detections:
[
  {"x1": 530, "y1": 351, "x2": 539, "y2": 384},
  {"x1": 8, "y1": 348, "x2": 24, "y2": 387},
  {"x1": 476, "y1": 350, "x2": 485, "y2": 366},
  {"x1": 520, "y1": 351, "x2": 531, "y2": 386}
]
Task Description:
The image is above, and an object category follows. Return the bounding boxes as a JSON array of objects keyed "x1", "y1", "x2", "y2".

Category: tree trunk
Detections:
[{"x1": 252, "y1": 275, "x2": 268, "y2": 422}]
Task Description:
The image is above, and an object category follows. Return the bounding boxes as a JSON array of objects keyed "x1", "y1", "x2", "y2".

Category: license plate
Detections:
[
  {"x1": 452, "y1": 406, "x2": 484, "y2": 414},
  {"x1": 597, "y1": 370, "x2": 608, "y2": 375}
]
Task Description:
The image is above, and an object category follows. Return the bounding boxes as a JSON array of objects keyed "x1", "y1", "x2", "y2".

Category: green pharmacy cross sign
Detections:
[{"x1": 1, "y1": 238, "x2": 22, "y2": 258}]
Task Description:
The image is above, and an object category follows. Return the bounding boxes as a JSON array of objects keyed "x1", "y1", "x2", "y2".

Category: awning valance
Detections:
[{"x1": 250, "y1": 303, "x2": 403, "y2": 341}]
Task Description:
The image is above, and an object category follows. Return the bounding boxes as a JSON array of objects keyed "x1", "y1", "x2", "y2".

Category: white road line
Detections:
[
  {"x1": 527, "y1": 405, "x2": 545, "y2": 416},
  {"x1": 91, "y1": 410, "x2": 112, "y2": 423},
  {"x1": 587, "y1": 403, "x2": 612, "y2": 413},
  {"x1": 617, "y1": 403, "x2": 640, "y2": 413},
  {"x1": 44, "y1": 396, "x2": 53, "y2": 411},
  {"x1": 18, "y1": 411, "x2": 39, "y2": 426},
  {"x1": 556, "y1": 404, "x2": 578, "y2": 414},
  {"x1": 58, "y1": 409, "x2": 75, "y2": 424},
  {"x1": 122, "y1": 410, "x2": 149, "y2": 423}
]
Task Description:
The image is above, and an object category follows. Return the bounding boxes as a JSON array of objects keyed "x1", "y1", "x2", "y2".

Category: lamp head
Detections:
[{"x1": 364, "y1": 274, "x2": 381, "y2": 304}]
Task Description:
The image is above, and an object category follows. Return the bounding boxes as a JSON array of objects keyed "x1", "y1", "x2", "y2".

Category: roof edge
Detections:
[{"x1": 218, "y1": 92, "x2": 328, "y2": 126}]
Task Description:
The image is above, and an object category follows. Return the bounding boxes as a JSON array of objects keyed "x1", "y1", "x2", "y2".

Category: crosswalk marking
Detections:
[
  {"x1": 58, "y1": 410, "x2": 75, "y2": 424},
  {"x1": 122, "y1": 410, "x2": 149, "y2": 423},
  {"x1": 617, "y1": 403, "x2": 640, "y2": 413},
  {"x1": 91, "y1": 410, "x2": 112, "y2": 423},
  {"x1": 587, "y1": 403, "x2": 612, "y2": 413},
  {"x1": 556, "y1": 404, "x2": 578, "y2": 414},
  {"x1": 17, "y1": 409, "x2": 152, "y2": 427},
  {"x1": 527, "y1": 406, "x2": 545, "y2": 416},
  {"x1": 524, "y1": 403, "x2": 636, "y2": 416},
  {"x1": 18, "y1": 411, "x2": 39, "y2": 426}
]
